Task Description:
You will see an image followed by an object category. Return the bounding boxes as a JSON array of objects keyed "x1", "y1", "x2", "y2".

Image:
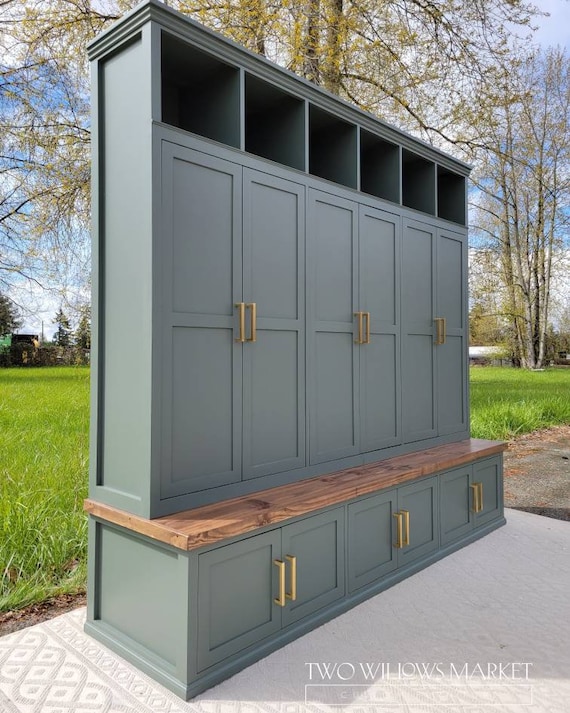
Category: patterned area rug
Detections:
[{"x1": 1, "y1": 510, "x2": 570, "y2": 713}]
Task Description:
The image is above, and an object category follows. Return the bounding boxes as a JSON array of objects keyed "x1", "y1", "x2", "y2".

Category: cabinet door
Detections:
[
  {"x1": 439, "y1": 466, "x2": 473, "y2": 545},
  {"x1": 359, "y1": 205, "x2": 401, "y2": 452},
  {"x1": 242, "y1": 170, "x2": 305, "y2": 479},
  {"x1": 473, "y1": 456, "x2": 503, "y2": 527},
  {"x1": 436, "y1": 228, "x2": 467, "y2": 435},
  {"x1": 197, "y1": 530, "x2": 281, "y2": 671},
  {"x1": 348, "y1": 489, "x2": 398, "y2": 592},
  {"x1": 281, "y1": 509, "x2": 345, "y2": 626},
  {"x1": 161, "y1": 144, "x2": 242, "y2": 498},
  {"x1": 401, "y1": 220, "x2": 437, "y2": 443},
  {"x1": 308, "y1": 191, "x2": 359, "y2": 464},
  {"x1": 397, "y1": 476, "x2": 438, "y2": 566}
]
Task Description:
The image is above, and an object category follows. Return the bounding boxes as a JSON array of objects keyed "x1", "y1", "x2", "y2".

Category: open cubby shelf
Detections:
[
  {"x1": 245, "y1": 74, "x2": 305, "y2": 171},
  {"x1": 159, "y1": 30, "x2": 466, "y2": 225}
]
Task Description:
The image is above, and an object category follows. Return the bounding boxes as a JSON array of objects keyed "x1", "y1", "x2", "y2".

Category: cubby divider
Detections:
[
  {"x1": 245, "y1": 74, "x2": 305, "y2": 170},
  {"x1": 402, "y1": 149, "x2": 436, "y2": 215},
  {"x1": 161, "y1": 32, "x2": 240, "y2": 148},
  {"x1": 309, "y1": 105, "x2": 357, "y2": 188},
  {"x1": 360, "y1": 129, "x2": 400, "y2": 203}
]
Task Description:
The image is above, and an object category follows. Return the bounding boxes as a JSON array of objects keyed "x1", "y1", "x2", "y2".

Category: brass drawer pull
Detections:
[
  {"x1": 394, "y1": 511, "x2": 404, "y2": 548},
  {"x1": 434, "y1": 317, "x2": 447, "y2": 345},
  {"x1": 471, "y1": 482, "x2": 484, "y2": 513},
  {"x1": 364, "y1": 312, "x2": 371, "y2": 344},
  {"x1": 401, "y1": 509, "x2": 410, "y2": 547},
  {"x1": 273, "y1": 559, "x2": 286, "y2": 606},
  {"x1": 246, "y1": 302, "x2": 257, "y2": 342},
  {"x1": 285, "y1": 554, "x2": 297, "y2": 601},
  {"x1": 354, "y1": 312, "x2": 364, "y2": 344}
]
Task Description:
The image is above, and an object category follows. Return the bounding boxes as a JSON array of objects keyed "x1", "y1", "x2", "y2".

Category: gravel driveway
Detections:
[{"x1": 503, "y1": 425, "x2": 570, "y2": 521}]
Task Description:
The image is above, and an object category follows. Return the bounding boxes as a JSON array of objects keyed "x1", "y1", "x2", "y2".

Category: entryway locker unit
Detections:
[
  {"x1": 160, "y1": 143, "x2": 305, "y2": 499},
  {"x1": 308, "y1": 191, "x2": 401, "y2": 465}
]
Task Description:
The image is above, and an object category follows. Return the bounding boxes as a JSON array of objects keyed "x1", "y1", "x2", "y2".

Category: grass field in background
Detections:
[
  {"x1": 470, "y1": 366, "x2": 570, "y2": 440},
  {"x1": 0, "y1": 367, "x2": 89, "y2": 611},
  {"x1": 1, "y1": 365, "x2": 570, "y2": 612}
]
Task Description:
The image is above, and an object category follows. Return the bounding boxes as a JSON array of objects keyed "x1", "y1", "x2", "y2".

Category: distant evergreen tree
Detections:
[
  {"x1": 53, "y1": 308, "x2": 72, "y2": 346},
  {"x1": 75, "y1": 305, "x2": 91, "y2": 349},
  {"x1": 0, "y1": 293, "x2": 20, "y2": 336}
]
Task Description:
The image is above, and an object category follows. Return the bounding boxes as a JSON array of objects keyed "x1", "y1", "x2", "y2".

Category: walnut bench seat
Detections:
[{"x1": 84, "y1": 438, "x2": 506, "y2": 552}]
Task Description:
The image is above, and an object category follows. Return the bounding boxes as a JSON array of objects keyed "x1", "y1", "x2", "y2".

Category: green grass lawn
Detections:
[
  {"x1": 0, "y1": 367, "x2": 89, "y2": 611},
  {"x1": 1, "y1": 364, "x2": 570, "y2": 613},
  {"x1": 470, "y1": 366, "x2": 570, "y2": 440}
]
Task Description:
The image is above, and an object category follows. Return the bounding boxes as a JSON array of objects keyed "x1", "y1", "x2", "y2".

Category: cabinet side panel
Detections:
[{"x1": 97, "y1": 37, "x2": 153, "y2": 510}]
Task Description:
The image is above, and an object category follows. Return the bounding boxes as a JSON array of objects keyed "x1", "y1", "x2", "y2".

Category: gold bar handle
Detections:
[
  {"x1": 393, "y1": 512, "x2": 404, "y2": 548},
  {"x1": 434, "y1": 317, "x2": 447, "y2": 345},
  {"x1": 470, "y1": 483, "x2": 478, "y2": 513},
  {"x1": 246, "y1": 302, "x2": 257, "y2": 343},
  {"x1": 285, "y1": 554, "x2": 297, "y2": 601},
  {"x1": 478, "y1": 482, "x2": 484, "y2": 513},
  {"x1": 401, "y1": 509, "x2": 410, "y2": 547},
  {"x1": 273, "y1": 559, "x2": 286, "y2": 607},
  {"x1": 235, "y1": 302, "x2": 245, "y2": 343},
  {"x1": 364, "y1": 312, "x2": 371, "y2": 344},
  {"x1": 354, "y1": 312, "x2": 363, "y2": 344}
]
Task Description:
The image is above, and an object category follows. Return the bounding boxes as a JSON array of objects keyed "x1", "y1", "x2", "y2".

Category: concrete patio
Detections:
[{"x1": 1, "y1": 508, "x2": 569, "y2": 713}]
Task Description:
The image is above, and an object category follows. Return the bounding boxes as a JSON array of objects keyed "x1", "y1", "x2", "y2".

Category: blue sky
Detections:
[{"x1": 532, "y1": 0, "x2": 570, "y2": 48}]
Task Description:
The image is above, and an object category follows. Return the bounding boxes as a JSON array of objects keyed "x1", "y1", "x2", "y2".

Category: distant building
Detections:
[{"x1": 469, "y1": 346, "x2": 509, "y2": 366}]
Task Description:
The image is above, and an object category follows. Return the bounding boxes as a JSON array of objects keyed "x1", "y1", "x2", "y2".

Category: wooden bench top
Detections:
[{"x1": 84, "y1": 438, "x2": 506, "y2": 551}]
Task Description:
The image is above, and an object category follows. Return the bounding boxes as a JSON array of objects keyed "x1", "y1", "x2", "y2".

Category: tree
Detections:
[
  {"x1": 52, "y1": 307, "x2": 71, "y2": 346},
  {"x1": 0, "y1": 292, "x2": 20, "y2": 335},
  {"x1": 470, "y1": 48, "x2": 570, "y2": 369},
  {"x1": 75, "y1": 303, "x2": 90, "y2": 349}
]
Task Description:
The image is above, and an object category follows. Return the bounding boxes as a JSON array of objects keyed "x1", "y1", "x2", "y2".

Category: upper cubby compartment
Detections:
[
  {"x1": 402, "y1": 149, "x2": 435, "y2": 215},
  {"x1": 309, "y1": 105, "x2": 357, "y2": 189},
  {"x1": 437, "y1": 166, "x2": 466, "y2": 225},
  {"x1": 161, "y1": 32, "x2": 240, "y2": 148},
  {"x1": 245, "y1": 74, "x2": 305, "y2": 171},
  {"x1": 360, "y1": 129, "x2": 400, "y2": 203}
]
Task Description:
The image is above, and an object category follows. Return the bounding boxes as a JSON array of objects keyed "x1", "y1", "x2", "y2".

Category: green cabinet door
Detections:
[
  {"x1": 436, "y1": 228, "x2": 467, "y2": 435},
  {"x1": 473, "y1": 456, "x2": 503, "y2": 527},
  {"x1": 308, "y1": 190, "x2": 359, "y2": 464},
  {"x1": 348, "y1": 489, "x2": 398, "y2": 592},
  {"x1": 281, "y1": 509, "x2": 345, "y2": 626},
  {"x1": 242, "y1": 170, "x2": 306, "y2": 479},
  {"x1": 161, "y1": 144, "x2": 243, "y2": 498},
  {"x1": 359, "y1": 204, "x2": 401, "y2": 452},
  {"x1": 439, "y1": 466, "x2": 473, "y2": 545},
  {"x1": 197, "y1": 530, "x2": 281, "y2": 671},
  {"x1": 397, "y1": 476, "x2": 439, "y2": 566},
  {"x1": 401, "y1": 219, "x2": 437, "y2": 443}
]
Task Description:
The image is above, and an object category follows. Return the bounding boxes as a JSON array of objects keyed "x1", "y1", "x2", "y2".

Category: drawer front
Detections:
[
  {"x1": 473, "y1": 456, "x2": 503, "y2": 527},
  {"x1": 197, "y1": 530, "x2": 281, "y2": 671}
]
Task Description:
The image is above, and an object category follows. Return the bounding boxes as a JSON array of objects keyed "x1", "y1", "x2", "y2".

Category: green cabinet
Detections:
[
  {"x1": 440, "y1": 456, "x2": 503, "y2": 545},
  {"x1": 197, "y1": 508, "x2": 344, "y2": 671},
  {"x1": 348, "y1": 476, "x2": 438, "y2": 592}
]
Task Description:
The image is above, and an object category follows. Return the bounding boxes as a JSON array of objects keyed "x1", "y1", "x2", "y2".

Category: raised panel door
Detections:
[
  {"x1": 359, "y1": 205, "x2": 401, "y2": 452},
  {"x1": 242, "y1": 171, "x2": 305, "y2": 479},
  {"x1": 161, "y1": 144, "x2": 242, "y2": 498},
  {"x1": 401, "y1": 220, "x2": 436, "y2": 443},
  {"x1": 197, "y1": 530, "x2": 281, "y2": 671},
  {"x1": 281, "y1": 509, "x2": 345, "y2": 626},
  {"x1": 397, "y1": 476, "x2": 438, "y2": 566},
  {"x1": 437, "y1": 229, "x2": 467, "y2": 435},
  {"x1": 308, "y1": 190, "x2": 359, "y2": 464},
  {"x1": 348, "y1": 489, "x2": 398, "y2": 592}
]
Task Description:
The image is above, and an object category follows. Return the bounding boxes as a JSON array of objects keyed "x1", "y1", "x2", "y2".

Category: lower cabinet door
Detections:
[
  {"x1": 440, "y1": 466, "x2": 473, "y2": 545},
  {"x1": 348, "y1": 490, "x2": 398, "y2": 592},
  {"x1": 197, "y1": 530, "x2": 281, "y2": 671},
  {"x1": 281, "y1": 509, "x2": 345, "y2": 626},
  {"x1": 473, "y1": 456, "x2": 502, "y2": 527},
  {"x1": 397, "y1": 477, "x2": 439, "y2": 566}
]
